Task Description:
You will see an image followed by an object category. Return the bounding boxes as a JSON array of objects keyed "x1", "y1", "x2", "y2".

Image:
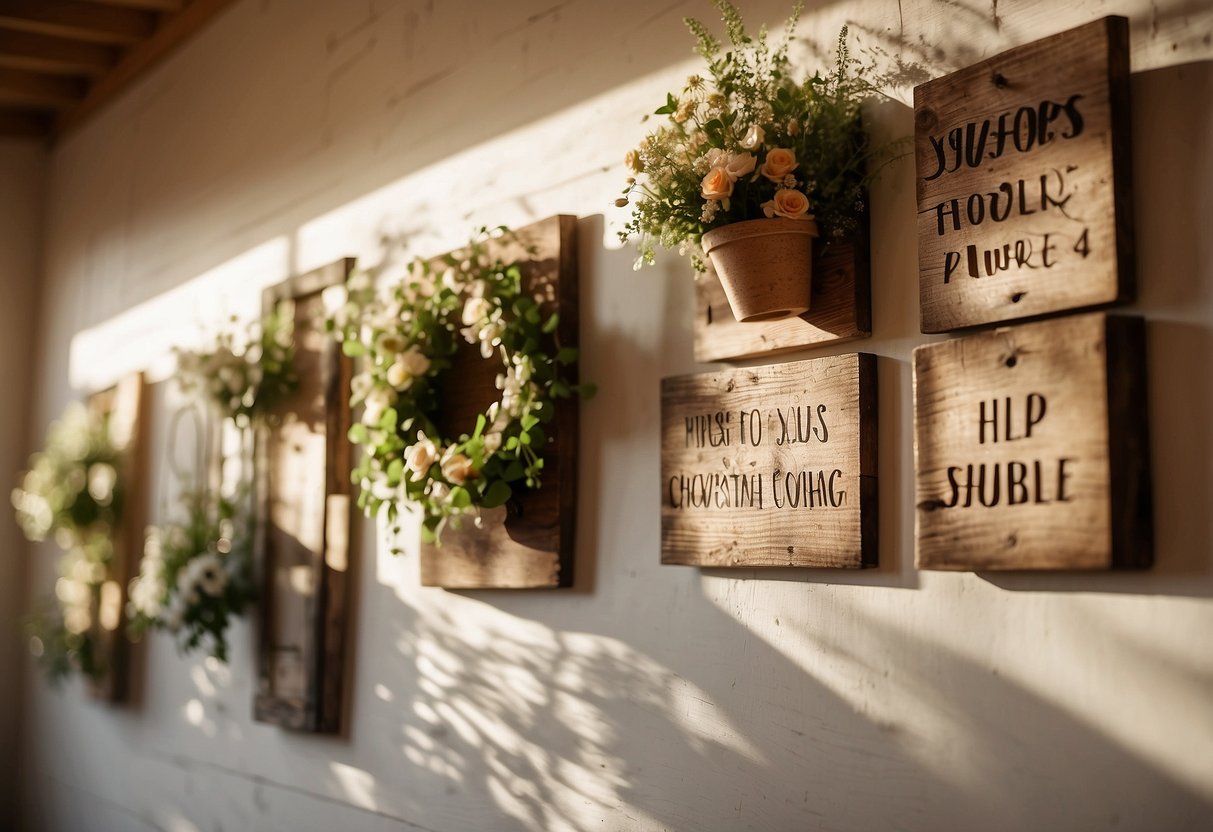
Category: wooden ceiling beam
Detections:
[
  {"x1": 0, "y1": 67, "x2": 83, "y2": 110},
  {"x1": 0, "y1": 107, "x2": 50, "y2": 138},
  {"x1": 0, "y1": 1, "x2": 158, "y2": 46},
  {"x1": 56, "y1": 0, "x2": 237, "y2": 138},
  {"x1": 80, "y1": 0, "x2": 186, "y2": 11},
  {"x1": 0, "y1": 29, "x2": 115, "y2": 77}
]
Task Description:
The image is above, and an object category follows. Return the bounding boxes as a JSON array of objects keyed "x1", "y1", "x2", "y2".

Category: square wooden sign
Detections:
[
  {"x1": 914, "y1": 16, "x2": 1133, "y2": 333},
  {"x1": 914, "y1": 313, "x2": 1152, "y2": 570},
  {"x1": 661, "y1": 353, "x2": 877, "y2": 568}
]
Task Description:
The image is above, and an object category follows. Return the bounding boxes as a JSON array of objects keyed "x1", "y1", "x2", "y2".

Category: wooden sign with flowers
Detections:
[
  {"x1": 331, "y1": 215, "x2": 586, "y2": 589},
  {"x1": 618, "y1": 2, "x2": 899, "y2": 359}
]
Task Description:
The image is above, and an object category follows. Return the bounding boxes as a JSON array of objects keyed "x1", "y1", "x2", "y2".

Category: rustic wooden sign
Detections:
[
  {"x1": 695, "y1": 226, "x2": 870, "y2": 362},
  {"x1": 254, "y1": 258, "x2": 355, "y2": 733},
  {"x1": 661, "y1": 353, "x2": 877, "y2": 568},
  {"x1": 914, "y1": 16, "x2": 1133, "y2": 333},
  {"x1": 420, "y1": 214, "x2": 580, "y2": 589},
  {"x1": 914, "y1": 313, "x2": 1152, "y2": 570},
  {"x1": 87, "y1": 372, "x2": 149, "y2": 702}
]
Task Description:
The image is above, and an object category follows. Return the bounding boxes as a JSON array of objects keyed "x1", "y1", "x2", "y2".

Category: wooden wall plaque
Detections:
[
  {"x1": 87, "y1": 372, "x2": 149, "y2": 702},
  {"x1": 419, "y1": 215, "x2": 579, "y2": 589},
  {"x1": 914, "y1": 16, "x2": 1133, "y2": 333},
  {"x1": 661, "y1": 353, "x2": 877, "y2": 568},
  {"x1": 694, "y1": 226, "x2": 870, "y2": 362},
  {"x1": 255, "y1": 258, "x2": 355, "y2": 733},
  {"x1": 914, "y1": 313, "x2": 1151, "y2": 570}
]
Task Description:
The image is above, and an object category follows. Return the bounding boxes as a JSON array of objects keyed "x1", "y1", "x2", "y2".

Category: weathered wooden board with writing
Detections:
[
  {"x1": 914, "y1": 16, "x2": 1133, "y2": 333},
  {"x1": 420, "y1": 214, "x2": 579, "y2": 589},
  {"x1": 914, "y1": 313, "x2": 1151, "y2": 570},
  {"x1": 255, "y1": 258, "x2": 355, "y2": 733},
  {"x1": 695, "y1": 228, "x2": 870, "y2": 362},
  {"x1": 661, "y1": 353, "x2": 876, "y2": 568},
  {"x1": 87, "y1": 372, "x2": 149, "y2": 703}
]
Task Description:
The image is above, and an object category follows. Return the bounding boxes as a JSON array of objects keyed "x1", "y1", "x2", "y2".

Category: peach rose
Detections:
[
  {"x1": 724, "y1": 152, "x2": 756, "y2": 181},
  {"x1": 440, "y1": 450, "x2": 476, "y2": 485},
  {"x1": 762, "y1": 188, "x2": 812, "y2": 220},
  {"x1": 760, "y1": 147, "x2": 797, "y2": 182},
  {"x1": 700, "y1": 166, "x2": 734, "y2": 201}
]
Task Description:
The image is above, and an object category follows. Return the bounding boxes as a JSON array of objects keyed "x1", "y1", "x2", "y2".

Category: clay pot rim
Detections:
[{"x1": 701, "y1": 217, "x2": 819, "y2": 253}]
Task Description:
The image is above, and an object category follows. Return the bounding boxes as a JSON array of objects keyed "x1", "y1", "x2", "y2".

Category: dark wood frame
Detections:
[{"x1": 253, "y1": 258, "x2": 356, "y2": 732}]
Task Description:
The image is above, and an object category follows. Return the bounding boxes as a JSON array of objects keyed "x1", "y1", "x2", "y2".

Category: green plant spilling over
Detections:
[
  {"x1": 175, "y1": 309, "x2": 298, "y2": 427},
  {"x1": 618, "y1": 1, "x2": 896, "y2": 271},
  {"x1": 127, "y1": 488, "x2": 255, "y2": 663},
  {"x1": 328, "y1": 227, "x2": 593, "y2": 546},
  {"x1": 11, "y1": 402, "x2": 124, "y2": 684}
]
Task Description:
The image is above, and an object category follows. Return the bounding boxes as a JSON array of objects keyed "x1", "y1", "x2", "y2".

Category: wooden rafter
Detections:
[
  {"x1": 0, "y1": 66, "x2": 83, "y2": 109},
  {"x1": 0, "y1": 29, "x2": 115, "y2": 77},
  {"x1": 0, "y1": 1, "x2": 158, "y2": 46}
]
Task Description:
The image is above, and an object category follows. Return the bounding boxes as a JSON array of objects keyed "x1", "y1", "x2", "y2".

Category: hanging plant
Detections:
[
  {"x1": 127, "y1": 487, "x2": 255, "y2": 663},
  {"x1": 11, "y1": 402, "x2": 124, "y2": 684},
  {"x1": 328, "y1": 226, "x2": 592, "y2": 544},
  {"x1": 174, "y1": 308, "x2": 298, "y2": 427}
]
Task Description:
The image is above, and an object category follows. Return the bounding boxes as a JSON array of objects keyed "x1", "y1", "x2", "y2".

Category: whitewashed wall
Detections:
[{"x1": 16, "y1": 1, "x2": 1213, "y2": 830}]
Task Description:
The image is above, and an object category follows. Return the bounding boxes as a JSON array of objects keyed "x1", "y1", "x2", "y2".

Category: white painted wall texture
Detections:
[{"x1": 12, "y1": 1, "x2": 1213, "y2": 830}]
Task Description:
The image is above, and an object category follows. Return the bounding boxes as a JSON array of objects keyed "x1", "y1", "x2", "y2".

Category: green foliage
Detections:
[
  {"x1": 329, "y1": 227, "x2": 592, "y2": 545},
  {"x1": 11, "y1": 402, "x2": 124, "y2": 684},
  {"x1": 618, "y1": 2, "x2": 901, "y2": 270}
]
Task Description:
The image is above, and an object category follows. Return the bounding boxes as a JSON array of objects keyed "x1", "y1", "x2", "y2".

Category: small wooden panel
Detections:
[
  {"x1": 661, "y1": 353, "x2": 877, "y2": 568},
  {"x1": 86, "y1": 372, "x2": 148, "y2": 702},
  {"x1": 420, "y1": 215, "x2": 579, "y2": 589},
  {"x1": 255, "y1": 259, "x2": 355, "y2": 733},
  {"x1": 914, "y1": 16, "x2": 1133, "y2": 333},
  {"x1": 914, "y1": 313, "x2": 1151, "y2": 570},
  {"x1": 695, "y1": 226, "x2": 871, "y2": 363}
]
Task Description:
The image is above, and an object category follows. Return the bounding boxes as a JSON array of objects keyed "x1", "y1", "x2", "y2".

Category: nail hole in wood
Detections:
[{"x1": 992, "y1": 72, "x2": 1009, "y2": 88}]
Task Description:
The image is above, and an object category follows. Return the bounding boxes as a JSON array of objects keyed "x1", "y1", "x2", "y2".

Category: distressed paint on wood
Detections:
[
  {"x1": 914, "y1": 16, "x2": 1134, "y2": 333},
  {"x1": 914, "y1": 312, "x2": 1152, "y2": 570},
  {"x1": 419, "y1": 215, "x2": 580, "y2": 589},
  {"x1": 661, "y1": 353, "x2": 877, "y2": 568},
  {"x1": 254, "y1": 258, "x2": 355, "y2": 733}
]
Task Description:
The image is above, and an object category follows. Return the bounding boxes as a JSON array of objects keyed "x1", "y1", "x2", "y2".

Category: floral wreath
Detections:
[
  {"x1": 330, "y1": 226, "x2": 590, "y2": 544},
  {"x1": 11, "y1": 402, "x2": 124, "y2": 684},
  {"x1": 175, "y1": 309, "x2": 297, "y2": 427}
]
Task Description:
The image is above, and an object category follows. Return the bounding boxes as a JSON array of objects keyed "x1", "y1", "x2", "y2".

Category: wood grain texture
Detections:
[
  {"x1": 254, "y1": 258, "x2": 355, "y2": 733},
  {"x1": 694, "y1": 223, "x2": 871, "y2": 362},
  {"x1": 420, "y1": 215, "x2": 579, "y2": 589},
  {"x1": 914, "y1": 312, "x2": 1152, "y2": 570},
  {"x1": 86, "y1": 372, "x2": 148, "y2": 702},
  {"x1": 914, "y1": 16, "x2": 1133, "y2": 333},
  {"x1": 661, "y1": 353, "x2": 877, "y2": 568}
]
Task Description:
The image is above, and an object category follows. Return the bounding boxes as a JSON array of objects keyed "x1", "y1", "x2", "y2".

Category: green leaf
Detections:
[
  {"x1": 481, "y1": 480, "x2": 512, "y2": 508},
  {"x1": 472, "y1": 413, "x2": 486, "y2": 440},
  {"x1": 386, "y1": 458, "x2": 404, "y2": 485},
  {"x1": 521, "y1": 413, "x2": 539, "y2": 431},
  {"x1": 342, "y1": 340, "x2": 366, "y2": 357},
  {"x1": 574, "y1": 382, "x2": 598, "y2": 399},
  {"x1": 348, "y1": 423, "x2": 370, "y2": 445},
  {"x1": 556, "y1": 347, "x2": 578, "y2": 365},
  {"x1": 542, "y1": 314, "x2": 560, "y2": 334},
  {"x1": 449, "y1": 487, "x2": 472, "y2": 509}
]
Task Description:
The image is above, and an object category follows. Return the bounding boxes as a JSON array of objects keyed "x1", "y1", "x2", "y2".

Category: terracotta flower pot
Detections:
[{"x1": 701, "y1": 217, "x2": 818, "y2": 322}]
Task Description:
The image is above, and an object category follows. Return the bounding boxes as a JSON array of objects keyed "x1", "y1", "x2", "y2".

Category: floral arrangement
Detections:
[
  {"x1": 175, "y1": 310, "x2": 297, "y2": 426},
  {"x1": 617, "y1": 1, "x2": 892, "y2": 270},
  {"x1": 11, "y1": 402, "x2": 124, "y2": 683},
  {"x1": 329, "y1": 227, "x2": 590, "y2": 544},
  {"x1": 127, "y1": 488, "x2": 254, "y2": 662}
]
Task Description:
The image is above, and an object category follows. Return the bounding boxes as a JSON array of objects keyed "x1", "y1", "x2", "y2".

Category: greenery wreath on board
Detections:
[
  {"x1": 11, "y1": 402, "x2": 125, "y2": 684},
  {"x1": 329, "y1": 226, "x2": 593, "y2": 545}
]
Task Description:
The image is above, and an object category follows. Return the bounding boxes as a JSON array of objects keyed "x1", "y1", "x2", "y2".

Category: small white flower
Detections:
[
  {"x1": 483, "y1": 431, "x2": 503, "y2": 454},
  {"x1": 385, "y1": 361, "x2": 413, "y2": 390},
  {"x1": 398, "y1": 347, "x2": 431, "y2": 377},
  {"x1": 740, "y1": 124, "x2": 765, "y2": 150},
  {"x1": 404, "y1": 435, "x2": 439, "y2": 480},
  {"x1": 192, "y1": 554, "x2": 228, "y2": 596},
  {"x1": 462, "y1": 297, "x2": 492, "y2": 326}
]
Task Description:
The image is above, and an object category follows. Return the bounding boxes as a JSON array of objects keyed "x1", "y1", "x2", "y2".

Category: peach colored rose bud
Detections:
[
  {"x1": 760, "y1": 147, "x2": 798, "y2": 182},
  {"x1": 700, "y1": 166, "x2": 734, "y2": 201},
  {"x1": 440, "y1": 451, "x2": 476, "y2": 485},
  {"x1": 761, "y1": 188, "x2": 812, "y2": 220}
]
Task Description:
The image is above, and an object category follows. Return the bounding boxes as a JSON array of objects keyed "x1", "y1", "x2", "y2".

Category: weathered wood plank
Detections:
[
  {"x1": 694, "y1": 223, "x2": 870, "y2": 362},
  {"x1": 913, "y1": 312, "x2": 1152, "y2": 570},
  {"x1": 254, "y1": 258, "x2": 355, "y2": 734},
  {"x1": 661, "y1": 353, "x2": 877, "y2": 568},
  {"x1": 419, "y1": 215, "x2": 580, "y2": 589},
  {"x1": 914, "y1": 16, "x2": 1134, "y2": 332}
]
